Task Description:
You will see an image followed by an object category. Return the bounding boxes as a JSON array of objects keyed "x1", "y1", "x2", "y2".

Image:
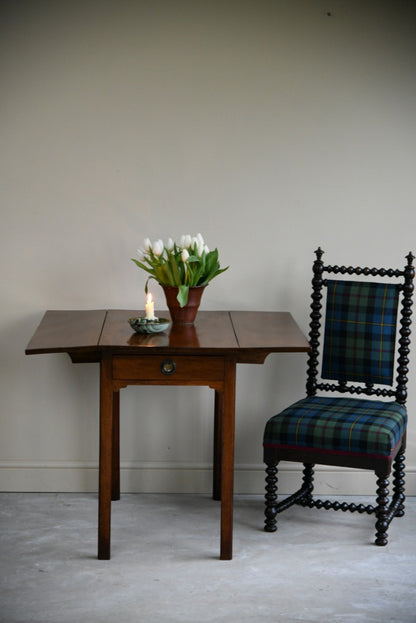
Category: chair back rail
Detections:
[{"x1": 306, "y1": 248, "x2": 414, "y2": 404}]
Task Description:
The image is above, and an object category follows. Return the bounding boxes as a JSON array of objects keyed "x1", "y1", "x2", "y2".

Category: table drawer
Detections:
[{"x1": 113, "y1": 355, "x2": 225, "y2": 382}]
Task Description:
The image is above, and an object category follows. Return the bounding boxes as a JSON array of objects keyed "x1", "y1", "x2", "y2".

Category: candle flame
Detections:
[{"x1": 146, "y1": 293, "x2": 153, "y2": 303}]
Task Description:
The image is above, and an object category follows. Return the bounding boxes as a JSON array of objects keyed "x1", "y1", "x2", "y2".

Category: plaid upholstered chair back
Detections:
[
  {"x1": 322, "y1": 280, "x2": 400, "y2": 386},
  {"x1": 306, "y1": 249, "x2": 414, "y2": 404}
]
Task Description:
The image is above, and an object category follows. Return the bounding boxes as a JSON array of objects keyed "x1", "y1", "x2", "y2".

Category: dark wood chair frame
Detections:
[{"x1": 264, "y1": 248, "x2": 415, "y2": 545}]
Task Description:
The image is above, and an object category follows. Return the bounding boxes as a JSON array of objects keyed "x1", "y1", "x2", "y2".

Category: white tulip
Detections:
[
  {"x1": 196, "y1": 233, "x2": 204, "y2": 246},
  {"x1": 166, "y1": 237, "x2": 174, "y2": 250},
  {"x1": 152, "y1": 239, "x2": 164, "y2": 256},
  {"x1": 197, "y1": 242, "x2": 204, "y2": 256},
  {"x1": 143, "y1": 237, "x2": 151, "y2": 252},
  {"x1": 181, "y1": 234, "x2": 192, "y2": 248},
  {"x1": 204, "y1": 244, "x2": 210, "y2": 254},
  {"x1": 181, "y1": 248, "x2": 189, "y2": 262}
]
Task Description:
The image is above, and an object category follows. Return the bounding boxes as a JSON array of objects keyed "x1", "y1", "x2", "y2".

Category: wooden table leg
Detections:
[
  {"x1": 220, "y1": 359, "x2": 236, "y2": 560},
  {"x1": 98, "y1": 355, "x2": 113, "y2": 560},
  {"x1": 213, "y1": 390, "x2": 223, "y2": 501},
  {"x1": 111, "y1": 390, "x2": 120, "y2": 501}
]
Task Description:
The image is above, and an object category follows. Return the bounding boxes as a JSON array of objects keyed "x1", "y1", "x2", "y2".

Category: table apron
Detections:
[{"x1": 112, "y1": 355, "x2": 227, "y2": 385}]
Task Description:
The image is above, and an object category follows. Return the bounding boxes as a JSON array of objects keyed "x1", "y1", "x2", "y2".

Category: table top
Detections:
[{"x1": 25, "y1": 310, "x2": 310, "y2": 363}]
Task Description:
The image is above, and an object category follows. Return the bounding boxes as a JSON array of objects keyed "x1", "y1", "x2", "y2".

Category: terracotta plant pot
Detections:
[{"x1": 161, "y1": 285, "x2": 206, "y2": 324}]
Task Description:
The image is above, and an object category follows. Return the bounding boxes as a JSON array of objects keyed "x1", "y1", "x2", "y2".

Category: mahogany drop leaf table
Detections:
[{"x1": 26, "y1": 310, "x2": 310, "y2": 560}]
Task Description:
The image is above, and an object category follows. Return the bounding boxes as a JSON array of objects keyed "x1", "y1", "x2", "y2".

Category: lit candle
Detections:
[{"x1": 145, "y1": 293, "x2": 155, "y2": 320}]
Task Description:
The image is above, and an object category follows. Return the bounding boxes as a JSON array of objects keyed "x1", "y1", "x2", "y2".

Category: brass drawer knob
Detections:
[{"x1": 160, "y1": 359, "x2": 176, "y2": 375}]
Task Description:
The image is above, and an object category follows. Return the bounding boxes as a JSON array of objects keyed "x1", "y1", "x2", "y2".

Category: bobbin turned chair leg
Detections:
[
  {"x1": 375, "y1": 475, "x2": 390, "y2": 546},
  {"x1": 392, "y1": 448, "x2": 406, "y2": 517},
  {"x1": 264, "y1": 463, "x2": 278, "y2": 532},
  {"x1": 301, "y1": 463, "x2": 314, "y2": 504}
]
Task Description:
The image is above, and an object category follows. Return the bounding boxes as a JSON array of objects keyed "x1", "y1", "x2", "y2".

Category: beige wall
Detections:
[{"x1": 1, "y1": 0, "x2": 415, "y2": 494}]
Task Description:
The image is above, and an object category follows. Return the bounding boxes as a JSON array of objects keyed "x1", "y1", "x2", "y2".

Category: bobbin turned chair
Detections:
[{"x1": 263, "y1": 248, "x2": 414, "y2": 545}]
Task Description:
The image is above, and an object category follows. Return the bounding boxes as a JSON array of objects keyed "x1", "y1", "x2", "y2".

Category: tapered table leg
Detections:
[
  {"x1": 98, "y1": 355, "x2": 113, "y2": 560},
  {"x1": 111, "y1": 391, "x2": 120, "y2": 501},
  {"x1": 220, "y1": 359, "x2": 236, "y2": 560},
  {"x1": 213, "y1": 390, "x2": 224, "y2": 501}
]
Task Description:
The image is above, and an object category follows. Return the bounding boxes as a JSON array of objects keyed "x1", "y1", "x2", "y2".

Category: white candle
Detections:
[{"x1": 145, "y1": 293, "x2": 155, "y2": 320}]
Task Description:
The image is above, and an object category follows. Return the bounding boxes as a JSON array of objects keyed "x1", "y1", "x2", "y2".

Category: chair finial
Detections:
[{"x1": 315, "y1": 247, "x2": 324, "y2": 260}]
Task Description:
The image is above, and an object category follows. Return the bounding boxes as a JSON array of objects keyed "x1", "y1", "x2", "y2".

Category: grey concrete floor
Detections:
[{"x1": 0, "y1": 493, "x2": 415, "y2": 623}]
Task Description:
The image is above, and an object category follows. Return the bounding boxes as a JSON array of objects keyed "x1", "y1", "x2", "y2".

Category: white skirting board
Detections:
[{"x1": 0, "y1": 461, "x2": 415, "y2": 495}]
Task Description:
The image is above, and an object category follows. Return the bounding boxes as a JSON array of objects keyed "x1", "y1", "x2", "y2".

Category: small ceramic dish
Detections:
[{"x1": 128, "y1": 317, "x2": 170, "y2": 334}]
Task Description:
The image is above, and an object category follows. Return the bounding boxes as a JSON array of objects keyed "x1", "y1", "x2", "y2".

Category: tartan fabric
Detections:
[
  {"x1": 321, "y1": 280, "x2": 400, "y2": 386},
  {"x1": 263, "y1": 396, "x2": 407, "y2": 458}
]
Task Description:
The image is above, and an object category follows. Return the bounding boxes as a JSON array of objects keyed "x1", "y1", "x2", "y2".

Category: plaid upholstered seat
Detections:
[
  {"x1": 263, "y1": 396, "x2": 407, "y2": 459},
  {"x1": 263, "y1": 249, "x2": 414, "y2": 546}
]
